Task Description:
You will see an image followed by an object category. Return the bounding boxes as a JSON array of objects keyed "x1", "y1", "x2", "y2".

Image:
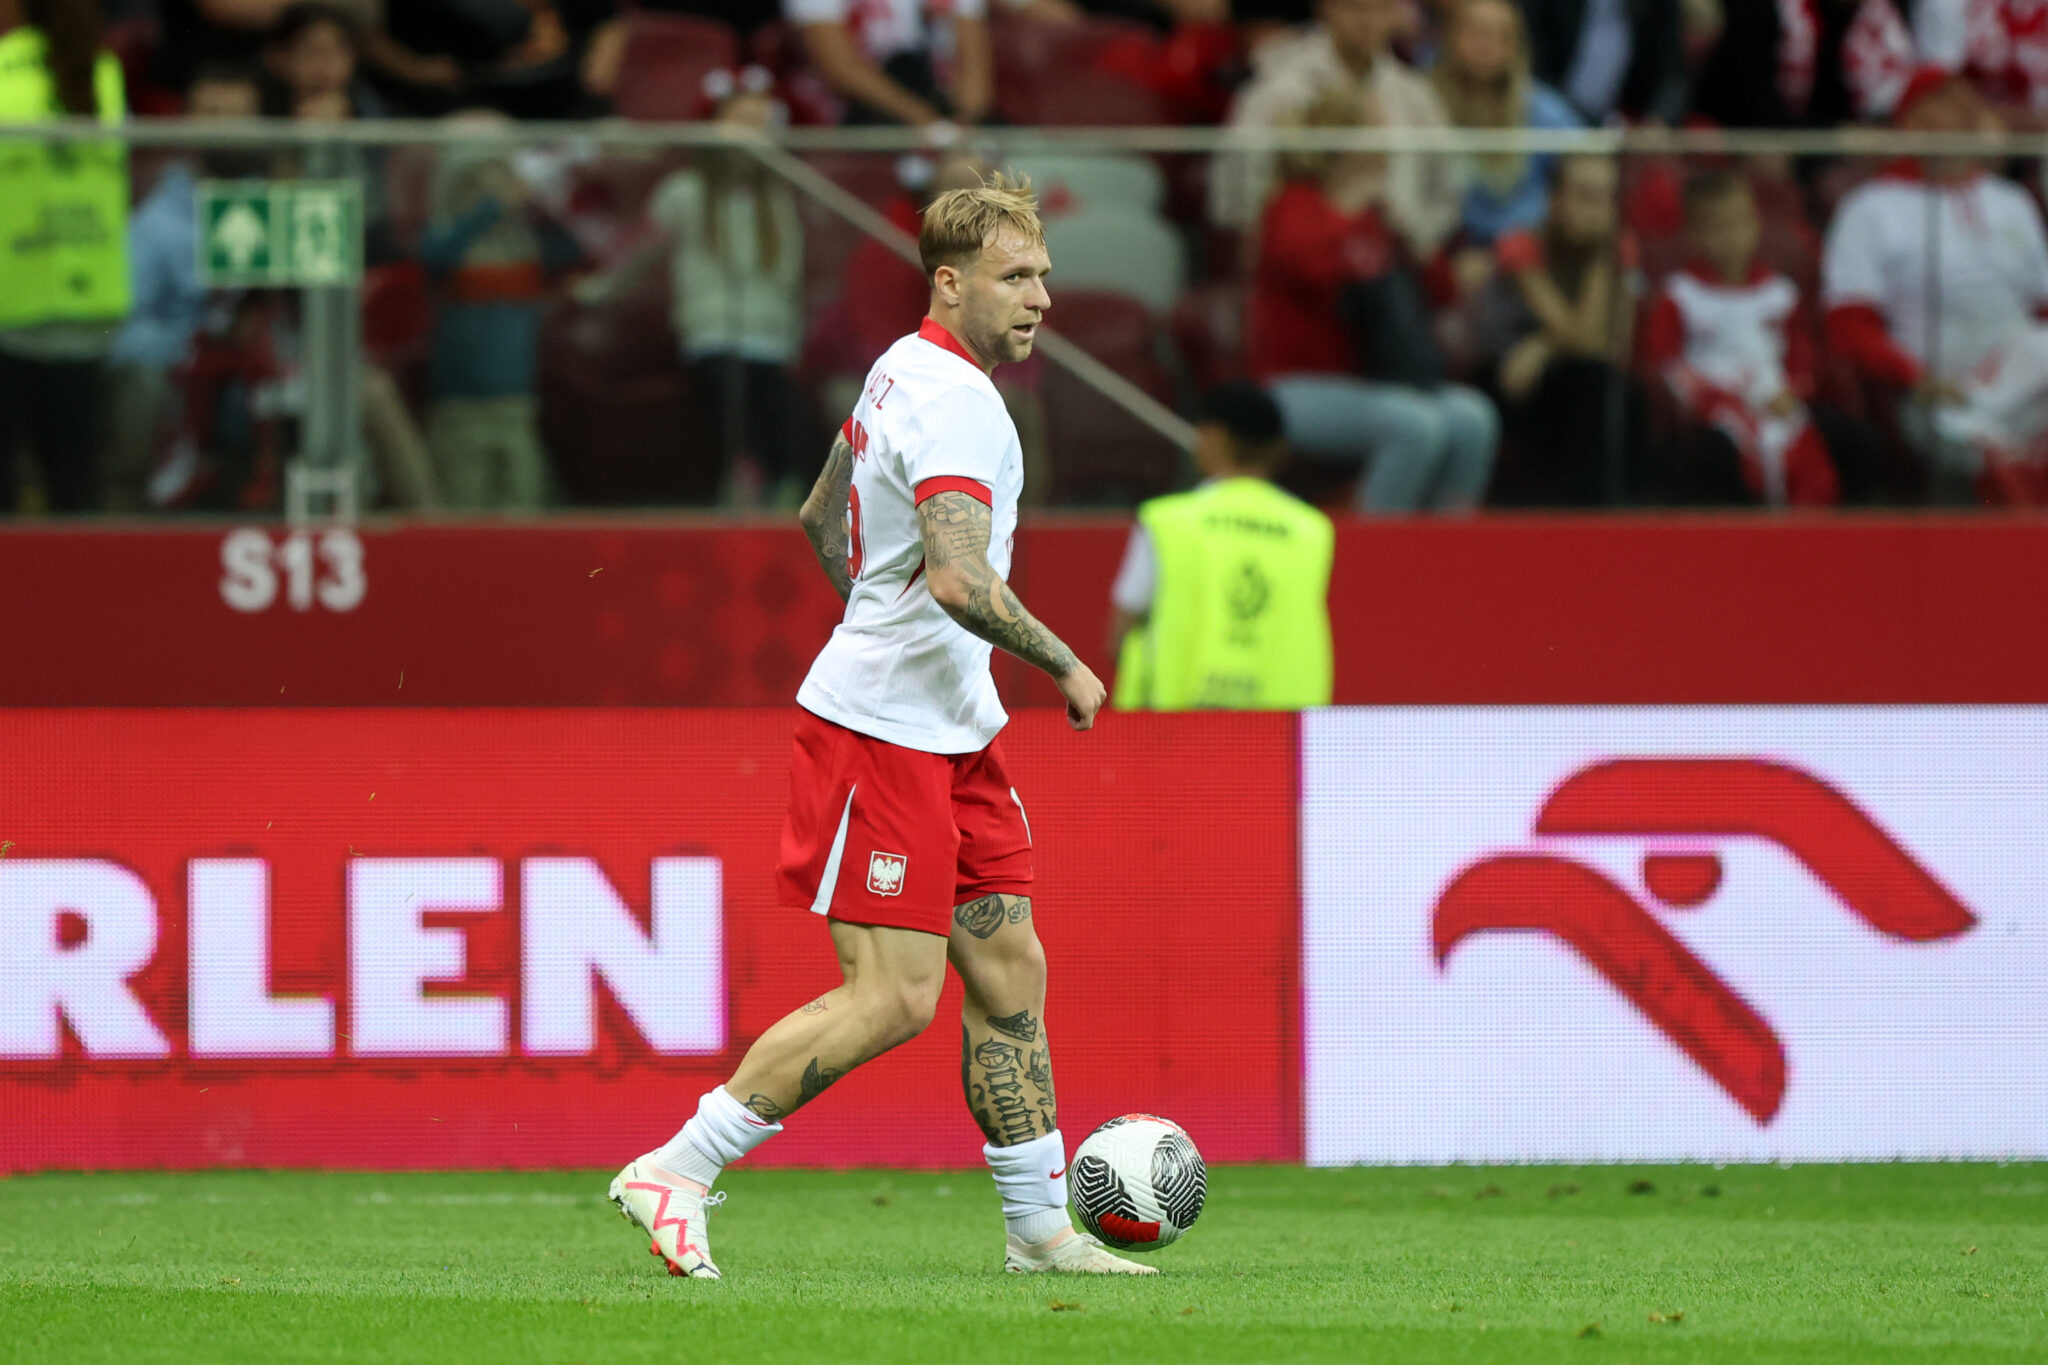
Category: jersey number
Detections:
[{"x1": 847, "y1": 484, "x2": 865, "y2": 580}]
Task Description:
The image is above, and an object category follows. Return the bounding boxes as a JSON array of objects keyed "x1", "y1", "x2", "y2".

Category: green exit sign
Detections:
[{"x1": 199, "y1": 180, "x2": 363, "y2": 287}]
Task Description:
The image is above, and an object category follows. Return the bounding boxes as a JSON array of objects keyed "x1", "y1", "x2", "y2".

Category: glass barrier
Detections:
[{"x1": 3, "y1": 121, "x2": 2043, "y2": 517}]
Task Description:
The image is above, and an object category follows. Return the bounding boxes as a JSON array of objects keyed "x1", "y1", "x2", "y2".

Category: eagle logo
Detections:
[{"x1": 867, "y1": 851, "x2": 907, "y2": 896}]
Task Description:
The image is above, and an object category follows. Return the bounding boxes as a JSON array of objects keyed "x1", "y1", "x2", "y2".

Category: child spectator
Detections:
[
  {"x1": 420, "y1": 111, "x2": 583, "y2": 511},
  {"x1": 1477, "y1": 153, "x2": 1647, "y2": 504},
  {"x1": 1642, "y1": 172, "x2": 1859, "y2": 505},
  {"x1": 650, "y1": 69, "x2": 805, "y2": 507},
  {"x1": 1249, "y1": 86, "x2": 1499, "y2": 513}
]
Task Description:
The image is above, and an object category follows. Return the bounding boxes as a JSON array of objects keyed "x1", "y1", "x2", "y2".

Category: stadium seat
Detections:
[
  {"x1": 1010, "y1": 153, "x2": 1166, "y2": 218},
  {"x1": 1039, "y1": 290, "x2": 1181, "y2": 504},
  {"x1": 992, "y1": 15, "x2": 1167, "y2": 125},
  {"x1": 612, "y1": 14, "x2": 741, "y2": 122},
  {"x1": 1043, "y1": 210, "x2": 1186, "y2": 315}
]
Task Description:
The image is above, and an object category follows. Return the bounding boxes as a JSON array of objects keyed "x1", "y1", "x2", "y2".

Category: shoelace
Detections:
[{"x1": 703, "y1": 1191, "x2": 729, "y2": 1211}]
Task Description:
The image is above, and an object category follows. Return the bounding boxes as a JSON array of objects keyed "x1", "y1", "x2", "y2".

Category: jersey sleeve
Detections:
[{"x1": 900, "y1": 384, "x2": 1008, "y2": 506}]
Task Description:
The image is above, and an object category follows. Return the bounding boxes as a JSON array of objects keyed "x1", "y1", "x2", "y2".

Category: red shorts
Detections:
[{"x1": 774, "y1": 708, "x2": 1034, "y2": 936}]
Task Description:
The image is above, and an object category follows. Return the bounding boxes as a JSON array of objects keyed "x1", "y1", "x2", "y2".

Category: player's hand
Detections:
[{"x1": 1056, "y1": 663, "x2": 1106, "y2": 732}]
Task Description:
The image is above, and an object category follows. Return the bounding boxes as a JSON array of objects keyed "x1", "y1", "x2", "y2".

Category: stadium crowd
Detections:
[{"x1": 5, "y1": 0, "x2": 2048, "y2": 513}]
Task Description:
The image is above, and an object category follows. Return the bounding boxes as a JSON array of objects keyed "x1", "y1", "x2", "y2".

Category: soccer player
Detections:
[{"x1": 609, "y1": 173, "x2": 1154, "y2": 1279}]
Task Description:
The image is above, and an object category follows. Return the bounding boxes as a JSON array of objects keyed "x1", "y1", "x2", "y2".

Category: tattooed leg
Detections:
[
  {"x1": 721, "y1": 920, "x2": 946, "y2": 1121},
  {"x1": 949, "y1": 896, "x2": 1055, "y2": 1146}
]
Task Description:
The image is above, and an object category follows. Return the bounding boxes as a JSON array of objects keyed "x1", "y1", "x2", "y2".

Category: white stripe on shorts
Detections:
[
  {"x1": 808, "y1": 784, "x2": 859, "y2": 916},
  {"x1": 1009, "y1": 787, "x2": 1031, "y2": 845}
]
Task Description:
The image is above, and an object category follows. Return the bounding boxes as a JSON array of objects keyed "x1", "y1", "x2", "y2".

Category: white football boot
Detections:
[
  {"x1": 609, "y1": 1158, "x2": 726, "y2": 1279},
  {"x1": 1004, "y1": 1227, "x2": 1159, "y2": 1275}
]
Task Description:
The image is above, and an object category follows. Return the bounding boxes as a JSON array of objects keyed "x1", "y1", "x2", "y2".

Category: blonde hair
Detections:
[
  {"x1": 1277, "y1": 85, "x2": 1380, "y2": 185},
  {"x1": 918, "y1": 171, "x2": 1042, "y2": 280},
  {"x1": 1431, "y1": 0, "x2": 1535, "y2": 195}
]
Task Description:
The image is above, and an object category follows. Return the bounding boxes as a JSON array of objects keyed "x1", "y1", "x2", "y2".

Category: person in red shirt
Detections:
[{"x1": 1246, "y1": 87, "x2": 1498, "y2": 513}]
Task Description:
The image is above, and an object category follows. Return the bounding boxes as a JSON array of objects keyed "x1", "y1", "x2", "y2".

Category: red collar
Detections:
[
  {"x1": 919, "y1": 316, "x2": 985, "y2": 371},
  {"x1": 1680, "y1": 258, "x2": 1774, "y2": 287}
]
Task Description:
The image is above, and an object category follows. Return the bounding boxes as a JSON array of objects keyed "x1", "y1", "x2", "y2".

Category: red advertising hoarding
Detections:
[
  {"x1": 5, "y1": 518, "x2": 2045, "y2": 708},
  {"x1": 0, "y1": 709, "x2": 1299, "y2": 1171}
]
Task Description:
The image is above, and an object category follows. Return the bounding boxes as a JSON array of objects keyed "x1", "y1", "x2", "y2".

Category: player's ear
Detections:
[{"x1": 932, "y1": 261, "x2": 961, "y2": 307}]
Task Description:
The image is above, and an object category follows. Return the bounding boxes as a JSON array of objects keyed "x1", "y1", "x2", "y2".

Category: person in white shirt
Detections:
[
  {"x1": 1211, "y1": 0, "x2": 1464, "y2": 255},
  {"x1": 609, "y1": 174, "x2": 1153, "y2": 1281},
  {"x1": 1823, "y1": 67, "x2": 2048, "y2": 502},
  {"x1": 788, "y1": 0, "x2": 993, "y2": 127}
]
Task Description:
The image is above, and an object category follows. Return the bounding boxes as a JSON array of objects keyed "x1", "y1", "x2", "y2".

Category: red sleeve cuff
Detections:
[
  {"x1": 914, "y1": 476, "x2": 992, "y2": 506},
  {"x1": 840, "y1": 416, "x2": 855, "y2": 443}
]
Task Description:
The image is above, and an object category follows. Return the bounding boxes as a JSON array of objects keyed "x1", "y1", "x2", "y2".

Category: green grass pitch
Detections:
[{"x1": 4, "y1": 1164, "x2": 2043, "y2": 1363}]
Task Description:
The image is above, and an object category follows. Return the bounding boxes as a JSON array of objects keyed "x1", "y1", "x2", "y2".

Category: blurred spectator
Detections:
[
  {"x1": 649, "y1": 70, "x2": 806, "y2": 507},
  {"x1": 790, "y1": 0, "x2": 992, "y2": 126},
  {"x1": 375, "y1": 0, "x2": 622, "y2": 118},
  {"x1": 0, "y1": 0, "x2": 128, "y2": 514},
  {"x1": 1249, "y1": 87, "x2": 1499, "y2": 512},
  {"x1": 1823, "y1": 69, "x2": 2048, "y2": 504},
  {"x1": 1212, "y1": 0, "x2": 1462, "y2": 255},
  {"x1": 103, "y1": 60, "x2": 266, "y2": 512},
  {"x1": 1518, "y1": 0, "x2": 1687, "y2": 125},
  {"x1": 1108, "y1": 382, "x2": 1334, "y2": 711},
  {"x1": 1913, "y1": 0, "x2": 2048, "y2": 128},
  {"x1": 153, "y1": 0, "x2": 376, "y2": 93},
  {"x1": 1478, "y1": 153, "x2": 1647, "y2": 503},
  {"x1": 1691, "y1": 0, "x2": 1913, "y2": 127},
  {"x1": 1643, "y1": 172, "x2": 1873, "y2": 504},
  {"x1": 420, "y1": 111, "x2": 583, "y2": 511},
  {"x1": 262, "y1": 4, "x2": 439, "y2": 509},
  {"x1": 1428, "y1": 0, "x2": 1579, "y2": 279},
  {"x1": 269, "y1": 0, "x2": 385, "y2": 117}
]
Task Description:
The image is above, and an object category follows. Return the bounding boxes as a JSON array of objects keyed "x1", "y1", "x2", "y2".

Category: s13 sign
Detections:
[{"x1": 1301, "y1": 707, "x2": 2048, "y2": 1164}]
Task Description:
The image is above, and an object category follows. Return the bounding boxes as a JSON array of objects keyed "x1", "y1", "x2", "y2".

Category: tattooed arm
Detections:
[
  {"x1": 918, "y1": 490, "x2": 1107, "y2": 730},
  {"x1": 797, "y1": 432, "x2": 858, "y2": 602}
]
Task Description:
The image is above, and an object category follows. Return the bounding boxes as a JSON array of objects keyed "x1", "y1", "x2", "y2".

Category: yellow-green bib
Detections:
[
  {"x1": 1113, "y1": 477, "x2": 1335, "y2": 711},
  {"x1": 0, "y1": 28, "x2": 129, "y2": 329}
]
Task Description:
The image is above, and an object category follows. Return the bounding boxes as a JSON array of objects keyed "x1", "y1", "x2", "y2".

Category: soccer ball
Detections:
[{"x1": 1067, "y1": 1114, "x2": 1206, "y2": 1252}]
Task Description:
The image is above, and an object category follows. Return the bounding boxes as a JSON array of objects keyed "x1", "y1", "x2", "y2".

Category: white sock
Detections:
[
  {"x1": 984, "y1": 1130, "x2": 1072, "y2": 1245},
  {"x1": 649, "y1": 1086, "x2": 781, "y2": 1187}
]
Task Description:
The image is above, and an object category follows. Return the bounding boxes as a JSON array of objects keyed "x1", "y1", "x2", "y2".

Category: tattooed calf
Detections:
[{"x1": 971, "y1": 1037, "x2": 1041, "y2": 1145}]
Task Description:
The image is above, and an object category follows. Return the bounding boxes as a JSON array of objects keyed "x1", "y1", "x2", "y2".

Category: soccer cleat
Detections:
[
  {"x1": 1004, "y1": 1227, "x2": 1159, "y2": 1275},
  {"x1": 608, "y1": 1158, "x2": 726, "y2": 1280}
]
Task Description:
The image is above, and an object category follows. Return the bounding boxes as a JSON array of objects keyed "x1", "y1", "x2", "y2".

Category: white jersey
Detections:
[
  {"x1": 1822, "y1": 165, "x2": 2048, "y2": 382},
  {"x1": 797, "y1": 318, "x2": 1023, "y2": 755},
  {"x1": 783, "y1": 0, "x2": 984, "y2": 64}
]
